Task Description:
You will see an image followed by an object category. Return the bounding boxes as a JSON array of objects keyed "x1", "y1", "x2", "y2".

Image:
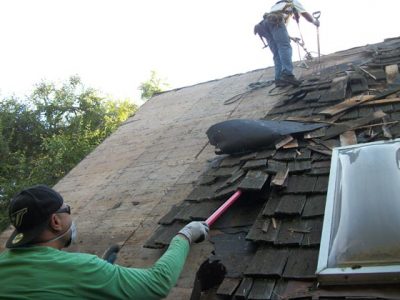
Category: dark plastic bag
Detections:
[{"x1": 206, "y1": 119, "x2": 325, "y2": 154}]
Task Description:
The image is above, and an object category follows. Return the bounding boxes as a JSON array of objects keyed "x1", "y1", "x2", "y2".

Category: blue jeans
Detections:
[{"x1": 262, "y1": 20, "x2": 293, "y2": 81}]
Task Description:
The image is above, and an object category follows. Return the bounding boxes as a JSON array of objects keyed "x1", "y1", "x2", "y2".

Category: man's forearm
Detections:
[{"x1": 149, "y1": 235, "x2": 190, "y2": 297}]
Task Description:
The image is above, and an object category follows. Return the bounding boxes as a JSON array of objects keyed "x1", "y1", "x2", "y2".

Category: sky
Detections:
[{"x1": 0, "y1": 0, "x2": 398, "y2": 104}]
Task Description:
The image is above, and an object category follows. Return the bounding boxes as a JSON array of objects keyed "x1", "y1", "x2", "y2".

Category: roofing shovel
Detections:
[
  {"x1": 205, "y1": 189, "x2": 243, "y2": 226},
  {"x1": 313, "y1": 11, "x2": 321, "y2": 63}
]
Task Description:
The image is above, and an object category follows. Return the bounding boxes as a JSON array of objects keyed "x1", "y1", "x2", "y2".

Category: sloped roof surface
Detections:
[{"x1": 146, "y1": 37, "x2": 400, "y2": 299}]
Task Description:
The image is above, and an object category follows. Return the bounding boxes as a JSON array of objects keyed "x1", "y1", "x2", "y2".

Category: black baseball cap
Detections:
[{"x1": 6, "y1": 185, "x2": 64, "y2": 248}]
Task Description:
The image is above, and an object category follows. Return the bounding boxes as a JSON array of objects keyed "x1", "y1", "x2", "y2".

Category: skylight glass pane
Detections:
[{"x1": 328, "y1": 141, "x2": 400, "y2": 268}]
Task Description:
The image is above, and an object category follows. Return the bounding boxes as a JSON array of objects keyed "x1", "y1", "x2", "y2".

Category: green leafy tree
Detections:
[
  {"x1": 0, "y1": 76, "x2": 137, "y2": 230},
  {"x1": 138, "y1": 70, "x2": 169, "y2": 101}
]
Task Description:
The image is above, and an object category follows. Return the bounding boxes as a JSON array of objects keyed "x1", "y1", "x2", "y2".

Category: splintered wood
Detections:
[
  {"x1": 271, "y1": 168, "x2": 289, "y2": 187},
  {"x1": 275, "y1": 135, "x2": 294, "y2": 149},
  {"x1": 340, "y1": 131, "x2": 357, "y2": 146},
  {"x1": 319, "y1": 94, "x2": 375, "y2": 116},
  {"x1": 386, "y1": 64, "x2": 399, "y2": 84}
]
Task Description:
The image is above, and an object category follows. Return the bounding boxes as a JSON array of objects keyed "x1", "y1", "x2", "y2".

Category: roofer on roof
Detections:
[
  {"x1": 254, "y1": 0, "x2": 320, "y2": 88},
  {"x1": 0, "y1": 185, "x2": 209, "y2": 299}
]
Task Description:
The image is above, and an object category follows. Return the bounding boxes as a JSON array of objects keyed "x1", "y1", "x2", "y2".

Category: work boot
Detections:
[
  {"x1": 280, "y1": 74, "x2": 302, "y2": 87},
  {"x1": 274, "y1": 79, "x2": 289, "y2": 88}
]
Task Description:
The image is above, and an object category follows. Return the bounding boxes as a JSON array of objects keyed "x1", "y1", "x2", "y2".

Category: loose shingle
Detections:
[
  {"x1": 308, "y1": 167, "x2": 330, "y2": 176},
  {"x1": 186, "y1": 185, "x2": 216, "y2": 201},
  {"x1": 256, "y1": 149, "x2": 276, "y2": 159},
  {"x1": 275, "y1": 218, "x2": 307, "y2": 246},
  {"x1": 216, "y1": 169, "x2": 245, "y2": 191},
  {"x1": 296, "y1": 148, "x2": 312, "y2": 160},
  {"x1": 266, "y1": 160, "x2": 288, "y2": 174},
  {"x1": 283, "y1": 248, "x2": 319, "y2": 279},
  {"x1": 314, "y1": 176, "x2": 329, "y2": 193},
  {"x1": 240, "y1": 152, "x2": 258, "y2": 161},
  {"x1": 242, "y1": 159, "x2": 267, "y2": 170},
  {"x1": 339, "y1": 108, "x2": 359, "y2": 121},
  {"x1": 246, "y1": 217, "x2": 280, "y2": 243},
  {"x1": 234, "y1": 278, "x2": 253, "y2": 299},
  {"x1": 271, "y1": 168, "x2": 289, "y2": 187},
  {"x1": 238, "y1": 170, "x2": 269, "y2": 191},
  {"x1": 349, "y1": 73, "x2": 368, "y2": 94},
  {"x1": 215, "y1": 181, "x2": 240, "y2": 199},
  {"x1": 319, "y1": 75, "x2": 348, "y2": 103},
  {"x1": 216, "y1": 278, "x2": 241, "y2": 297},
  {"x1": 248, "y1": 279, "x2": 276, "y2": 300},
  {"x1": 219, "y1": 155, "x2": 243, "y2": 167},
  {"x1": 311, "y1": 160, "x2": 331, "y2": 169},
  {"x1": 262, "y1": 195, "x2": 280, "y2": 216},
  {"x1": 275, "y1": 195, "x2": 306, "y2": 216},
  {"x1": 323, "y1": 110, "x2": 386, "y2": 140},
  {"x1": 302, "y1": 195, "x2": 326, "y2": 218},
  {"x1": 210, "y1": 165, "x2": 241, "y2": 177},
  {"x1": 302, "y1": 90, "x2": 321, "y2": 102},
  {"x1": 288, "y1": 160, "x2": 312, "y2": 173},
  {"x1": 304, "y1": 127, "x2": 326, "y2": 140},
  {"x1": 273, "y1": 149, "x2": 298, "y2": 161},
  {"x1": 199, "y1": 175, "x2": 218, "y2": 185},
  {"x1": 302, "y1": 218, "x2": 323, "y2": 246},
  {"x1": 358, "y1": 106, "x2": 375, "y2": 118},
  {"x1": 285, "y1": 175, "x2": 317, "y2": 194},
  {"x1": 306, "y1": 146, "x2": 331, "y2": 161},
  {"x1": 245, "y1": 247, "x2": 290, "y2": 276}
]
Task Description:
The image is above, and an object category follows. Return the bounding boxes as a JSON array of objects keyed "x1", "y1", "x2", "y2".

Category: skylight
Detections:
[{"x1": 317, "y1": 139, "x2": 400, "y2": 285}]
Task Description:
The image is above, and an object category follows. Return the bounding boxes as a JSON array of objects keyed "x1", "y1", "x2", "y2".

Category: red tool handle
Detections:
[{"x1": 205, "y1": 189, "x2": 243, "y2": 227}]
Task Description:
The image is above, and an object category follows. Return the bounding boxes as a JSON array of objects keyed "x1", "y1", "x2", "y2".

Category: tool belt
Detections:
[{"x1": 263, "y1": 12, "x2": 285, "y2": 25}]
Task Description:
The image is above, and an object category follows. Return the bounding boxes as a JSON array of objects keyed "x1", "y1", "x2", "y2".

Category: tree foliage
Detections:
[
  {"x1": 138, "y1": 70, "x2": 169, "y2": 101},
  {"x1": 0, "y1": 76, "x2": 137, "y2": 230}
]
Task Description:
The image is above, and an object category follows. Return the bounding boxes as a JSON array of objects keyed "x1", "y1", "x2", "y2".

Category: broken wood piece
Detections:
[
  {"x1": 353, "y1": 121, "x2": 398, "y2": 130},
  {"x1": 358, "y1": 66, "x2": 377, "y2": 80},
  {"x1": 304, "y1": 127, "x2": 326, "y2": 139},
  {"x1": 283, "y1": 139, "x2": 299, "y2": 149},
  {"x1": 340, "y1": 131, "x2": 357, "y2": 146},
  {"x1": 323, "y1": 110, "x2": 387, "y2": 140},
  {"x1": 272, "y1": 218, "x2": 277, "y2": 229},
  {"x1": 271, "y1": 168, "x2": 289, "y2": 187},
  {"x1": 312, "y1": 138, "x2": 338, "y2": 150},
  {"x1": 275, "y1": 136, "x2": 294, "y2": 149},
  {"x1": 360, "y1": 97, "x2": 400, "y2": 106},
  {"x1": 326, "y1": 111, "x2": 347, "y2": 124},
  {"x1": 319, "y1": 94, "x2": 375, "y2": 116},
  {"x1": 261, "y1": 220, "x2": 270, "y2": 233},
  {"x1": 382, "y1": 116, "x2": 393, "y2": 139},
  {"x1": 307, "y1": 145, "x2": 332, "y2": 156},
  {"x1": 285, "y1": 116, "x2": 325, "y2": 123},
  {"x1": 385, "y1": 64, "x2": 399, "y2": 84}
]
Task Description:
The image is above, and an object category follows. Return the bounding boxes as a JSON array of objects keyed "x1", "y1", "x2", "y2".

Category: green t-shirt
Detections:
[{"x1": 0, "y1": 235, "x2": 190, "y2": 300}]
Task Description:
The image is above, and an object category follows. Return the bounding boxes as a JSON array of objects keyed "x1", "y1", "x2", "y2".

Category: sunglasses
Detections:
[{"x1": 56, "y1": 204, "x2": 71, "y2": 215}]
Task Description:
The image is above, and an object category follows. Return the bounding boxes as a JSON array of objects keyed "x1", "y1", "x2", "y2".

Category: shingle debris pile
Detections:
[{"x1": 145, "y1": 37, "x2": 400, "y2": 299}]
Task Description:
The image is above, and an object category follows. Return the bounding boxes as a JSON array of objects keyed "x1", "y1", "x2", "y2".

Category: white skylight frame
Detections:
[{"x1": 317, "y1": 138, "x2": 400, "y2": 285}]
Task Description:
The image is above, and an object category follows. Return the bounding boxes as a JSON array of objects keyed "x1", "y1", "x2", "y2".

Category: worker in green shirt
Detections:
[{"x1": 0, "y1": 185, "x2": 209, "y2": 300}]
